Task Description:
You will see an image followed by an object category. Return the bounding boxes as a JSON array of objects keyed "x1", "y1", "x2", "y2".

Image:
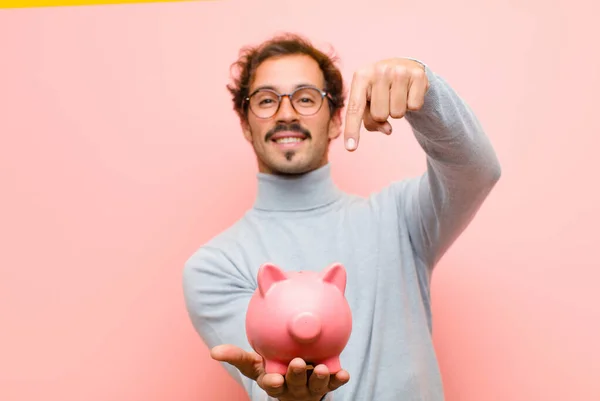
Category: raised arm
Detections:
[
  {"x1": 343, "y1": 58, "x2": 501, "y2": 269},
  {"x1": 402, "y1": 64, "x2": 501, "y2": 268}
]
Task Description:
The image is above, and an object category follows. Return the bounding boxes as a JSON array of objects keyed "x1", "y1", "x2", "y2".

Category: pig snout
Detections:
[{"x1": 287, "y1": 312, "x2": 322, "y2": 344}]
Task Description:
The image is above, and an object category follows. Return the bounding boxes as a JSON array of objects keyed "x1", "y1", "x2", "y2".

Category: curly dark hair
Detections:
[{"x1": 226, "y1": 32, "x2": 346, "y2": 122}]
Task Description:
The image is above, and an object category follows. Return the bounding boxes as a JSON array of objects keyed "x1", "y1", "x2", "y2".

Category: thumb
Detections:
[
  {"x1": 210, "y1": 344, "x2": 263, "y2": 380},
  {"x1": 363, "y1": 111, "x2": 392, "y2": 134}
]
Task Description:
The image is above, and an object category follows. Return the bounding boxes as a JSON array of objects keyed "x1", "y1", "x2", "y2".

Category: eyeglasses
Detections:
[{"x1": 245, "y1": 86, "x2": 330, "y2": 119}]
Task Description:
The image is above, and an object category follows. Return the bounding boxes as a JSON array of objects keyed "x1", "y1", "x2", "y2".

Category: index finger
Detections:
[
  {"x1": 343, "y1": 70, "x2": 371, "y2": 151},
  {"x1": 258, "y1": 373, "x2": 285, "y2": 398},
  {"x1": 285, "y1": 358, "x2": 308, "y2": 392}
]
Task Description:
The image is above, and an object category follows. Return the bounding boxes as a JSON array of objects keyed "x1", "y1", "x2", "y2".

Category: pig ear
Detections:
[
  {"x1": 257, "y1": 263, "x2": 287, "y2": 297},
  {"x1": 321, "y1": 262, "x2": 347, "y2": 294}
]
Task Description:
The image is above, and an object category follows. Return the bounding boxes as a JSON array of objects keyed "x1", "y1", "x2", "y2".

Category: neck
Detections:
[{"x1": 253, "y1": 163, "x2": 342, "y2": 212}]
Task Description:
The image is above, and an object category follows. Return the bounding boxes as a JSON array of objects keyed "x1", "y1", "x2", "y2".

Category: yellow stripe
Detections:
[{"x1": 1, "y1": 0, "x2": 212, "y2": 8}]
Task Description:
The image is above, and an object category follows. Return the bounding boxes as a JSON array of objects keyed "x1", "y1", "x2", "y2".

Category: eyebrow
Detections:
[{"x1": 250, "y1": 83, "x2": 319, "y2": 93}]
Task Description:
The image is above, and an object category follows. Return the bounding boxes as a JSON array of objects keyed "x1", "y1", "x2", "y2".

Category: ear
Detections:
[
  {"x1": 320, "y1": 262, "x2": 347, "y2": 294},
  {"x1": 327, "y1": 111, "x2": 343, "y2": 141},
  {"x1": 241, "y1": 119, "x2": 253, "y2": 143},
  {"x1": 257, "y1": 262, "x2": 287, "y2": 297}
]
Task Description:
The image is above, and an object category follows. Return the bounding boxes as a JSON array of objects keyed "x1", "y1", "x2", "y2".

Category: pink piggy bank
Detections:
[{"x1": 245, "y1": 262, "x2": 353, "y2": 375}]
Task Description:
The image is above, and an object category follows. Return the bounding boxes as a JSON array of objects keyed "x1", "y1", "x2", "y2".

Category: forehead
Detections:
[{"x1": 250, "y1": 54, "x2": 325, "y2": 93}]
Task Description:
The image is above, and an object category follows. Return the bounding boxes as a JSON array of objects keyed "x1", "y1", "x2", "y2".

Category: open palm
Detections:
[{"x1": 211, "y1": 344, "x2": 350, "y2": 401}]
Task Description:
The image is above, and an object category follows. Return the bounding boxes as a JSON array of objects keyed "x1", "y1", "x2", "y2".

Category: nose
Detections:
[
  {"x1": 275, "y1": 96, "x2": 299, "y2": 122},
  {"x1": 288, "y1": 312, "x2": 322, "y2": 344}
]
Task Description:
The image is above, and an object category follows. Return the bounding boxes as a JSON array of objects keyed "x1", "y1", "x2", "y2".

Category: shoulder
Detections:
[{"x1": 183, "y1": 212, "x2": 256, "y2": 283}]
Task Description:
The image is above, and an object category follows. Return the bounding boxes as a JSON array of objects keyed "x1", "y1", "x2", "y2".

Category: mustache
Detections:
[{"x1": 264, "y1": 123, "x2": 312, "y2": 142}]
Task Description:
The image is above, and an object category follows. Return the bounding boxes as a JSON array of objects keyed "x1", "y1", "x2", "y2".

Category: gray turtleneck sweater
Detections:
[{"x1": 182, "y1": 65, "x2": 501, "y2": 401}]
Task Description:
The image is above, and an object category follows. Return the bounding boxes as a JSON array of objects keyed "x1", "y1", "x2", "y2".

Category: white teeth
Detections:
[{"x1": 275, "y1": 137, "x2": 303, "y2": 144}]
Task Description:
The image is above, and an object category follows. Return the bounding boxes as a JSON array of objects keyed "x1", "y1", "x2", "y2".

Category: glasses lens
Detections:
[
  {"x1": 249, "y1": 90, "x2": 279, "y2": 118},
  {"x1": 249, "y1": 87, "x2": 324, "y2": 118},
  {"x1": 290, "y1": 88, "x2": 323, "y2": 115}
]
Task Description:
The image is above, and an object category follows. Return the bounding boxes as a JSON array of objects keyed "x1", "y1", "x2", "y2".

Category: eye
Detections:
[
  {"x1": 293, "y1": 87, "x2": 321, "y2": 105},
  {"x1": 253, "y1": 92, "x2": 278, "y2": 107}
]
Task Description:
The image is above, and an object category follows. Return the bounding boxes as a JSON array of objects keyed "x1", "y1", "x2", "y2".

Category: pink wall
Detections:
[{"x1": 1, "y1": 1, "x2": 599, "y2": 400}]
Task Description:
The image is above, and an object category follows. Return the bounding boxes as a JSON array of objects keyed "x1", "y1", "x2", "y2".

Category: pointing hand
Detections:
[{"x1": 343, "y1": 58, "x2": 429, "y2": 151}]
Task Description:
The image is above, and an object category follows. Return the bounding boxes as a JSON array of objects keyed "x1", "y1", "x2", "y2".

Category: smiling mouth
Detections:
[
  {"x1": 266, "y1": 123, "x2": 311, "y2": 145},
  {"x1": 272, "y1": 136, "x2": 306, "y2": 144}
]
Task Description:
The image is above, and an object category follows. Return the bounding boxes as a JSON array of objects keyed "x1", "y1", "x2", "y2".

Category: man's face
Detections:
[{"x1": 241, "y1": 54, "x2": 342, "y2": 175}]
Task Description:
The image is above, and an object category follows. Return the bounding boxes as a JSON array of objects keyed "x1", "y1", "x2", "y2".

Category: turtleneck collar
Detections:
[{"x1": 252, "y1": 163, "x2": 343, "y2": 212}]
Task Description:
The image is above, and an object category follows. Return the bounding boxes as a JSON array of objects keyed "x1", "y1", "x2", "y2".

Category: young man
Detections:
[{"x1": 182, "y1": 33, "x2": 501, "y2": 401}]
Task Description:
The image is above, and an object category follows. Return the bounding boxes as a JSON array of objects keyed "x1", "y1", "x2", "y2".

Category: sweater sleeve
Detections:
[
  {"x1": 400, "y1": 62, "x2": 501, "y2": 270},
  {"x1": 182, "y1": 245, "x2": 260, "y2": 399}
]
